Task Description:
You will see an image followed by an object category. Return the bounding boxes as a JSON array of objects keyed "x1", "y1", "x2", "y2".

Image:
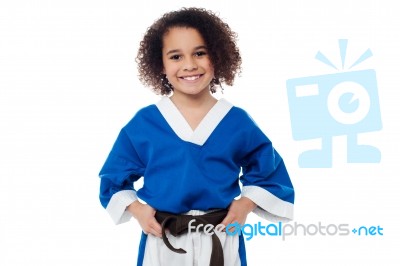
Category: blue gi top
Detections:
[{"x1": 99, "y1": 97, "x2": 294, "y2": 222}]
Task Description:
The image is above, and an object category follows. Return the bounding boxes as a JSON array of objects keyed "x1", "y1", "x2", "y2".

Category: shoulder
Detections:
[
  {"x1": 135, "y1": 104, "x2": 159, "y2": 117},
  {"x1": 122, "y1": 103, "x2": 159, "y2": 130},
  {"x1": 224, "y1": 100, "x2": 258, "y2": 127},
  {"x1": 215, "y1": 99, "x2": 266, "y2": 138},
  {"x1": 224, "y1": 99, "x2": 270, "y2": 139}
]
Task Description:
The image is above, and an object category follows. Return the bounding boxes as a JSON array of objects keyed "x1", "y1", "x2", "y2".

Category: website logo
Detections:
[
  {"x1": 188, "y1": 219, "x2": 384, "y2": 241},
  {"x1": 286, "y1": 39, "x2": 382, "y2": 168}
]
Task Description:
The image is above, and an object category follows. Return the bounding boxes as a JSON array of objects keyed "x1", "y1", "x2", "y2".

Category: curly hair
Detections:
[{"x1": 136, "y1": 7, "x2": 242, "y2": 95}]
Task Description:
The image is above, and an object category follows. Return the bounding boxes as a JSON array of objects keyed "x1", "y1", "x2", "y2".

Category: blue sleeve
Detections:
[
  {"x1": 240, "y1": 126, "x2": 295, "y2": 221},
  {"x1": 99, "y1": 128, "x2": 145, "y2": 209}
]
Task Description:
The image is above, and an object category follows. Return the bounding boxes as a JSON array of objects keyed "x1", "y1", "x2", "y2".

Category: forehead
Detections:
[{"x1": 162, "y1": 27, "x2": 206, "y2": 50}]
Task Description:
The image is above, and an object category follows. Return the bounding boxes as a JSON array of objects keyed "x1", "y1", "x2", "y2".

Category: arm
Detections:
[
  {"x1": 99, "y1": 129, "x2": 144, "y2": 224},
  {"x1": 239, "y1": 127, "x2": 295, "y2": 222}
]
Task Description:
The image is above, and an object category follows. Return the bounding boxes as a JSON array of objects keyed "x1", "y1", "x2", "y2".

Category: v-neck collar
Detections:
[{"x1": 155, "y1": 96, "x2": 233, "y2": 146}]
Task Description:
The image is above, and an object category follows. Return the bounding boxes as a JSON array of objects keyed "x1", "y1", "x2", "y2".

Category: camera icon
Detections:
[{"x1": 286, "y1": 69, "x2": 382, "y2": 168}]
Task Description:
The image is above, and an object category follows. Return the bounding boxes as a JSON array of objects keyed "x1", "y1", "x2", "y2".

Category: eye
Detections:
[
  {"x1": 195, "y1": 51, "x2": 207, "y2": 57},
  {"x1": 169, "y1": 54, "x2": 181, "y2": 60}
]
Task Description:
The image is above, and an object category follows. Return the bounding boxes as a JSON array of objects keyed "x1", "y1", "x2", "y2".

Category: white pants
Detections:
[{"x1": 142, "y1": 210, "x2": 241, "y2": 266}]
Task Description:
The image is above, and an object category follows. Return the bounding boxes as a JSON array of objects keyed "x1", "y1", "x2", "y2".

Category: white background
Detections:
[{"x1": 1, "y1": 0, "x2": 399, "y2": 265}]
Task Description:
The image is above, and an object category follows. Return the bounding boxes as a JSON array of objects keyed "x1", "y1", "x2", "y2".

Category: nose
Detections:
[{"x1": 183, "y1": 57, "x2": 198, "y2": 71}]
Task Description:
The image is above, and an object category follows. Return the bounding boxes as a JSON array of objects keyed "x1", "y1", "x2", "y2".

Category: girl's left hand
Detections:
[{"x1": 221, "y1": 197, "x2": 256, "y2": 231}]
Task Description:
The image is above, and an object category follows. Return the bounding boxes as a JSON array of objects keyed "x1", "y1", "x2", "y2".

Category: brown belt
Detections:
[{"x1": 155, "y1": 209, "x2": 228, "y2": 266}]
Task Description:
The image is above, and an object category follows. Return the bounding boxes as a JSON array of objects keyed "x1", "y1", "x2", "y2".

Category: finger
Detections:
[
  {"x1": 142, "y1": 223, "x2": 161, "y2": 238},
  {"x1": 141, "y1": 221, "x2": 158, "y2": 236},
  {"x1": 150, "y1": 227, "x2": 162, "y2": 238},
  {"x1": 144, "y1": 227, "x2": 162, "y2": 238},
  {"x1": 222, "y1": 218, "x2": 238, "y2": 233},
  {"x1": 224, "y1": 220, "x2": 241, "y2": 233},
  {"x1": 221, "y1": 213, "x2": 234, "y2": 226},
  {"x1": 150, "y1": 218, "x2": 162, "y2": 233},
  {"x1": 148, "y1": 219, "x2": 162, "y2": 237},
  {"x1": 227, "y1": 222, "x2": 237, "y2": 233}
]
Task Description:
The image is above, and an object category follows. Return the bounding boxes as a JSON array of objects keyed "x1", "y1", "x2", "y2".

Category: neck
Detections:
[{"x1": 170, "y1": 90, "x2": 217, "y2": 110}]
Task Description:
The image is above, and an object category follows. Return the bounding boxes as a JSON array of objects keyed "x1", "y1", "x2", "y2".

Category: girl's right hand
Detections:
[{"x1": 127, "y1": 201, "x2": 162, "y2": 238}]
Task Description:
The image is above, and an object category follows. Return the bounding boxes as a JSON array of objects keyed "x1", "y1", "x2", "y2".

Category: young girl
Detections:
[{"x1": 99, "y1": 7, "x2": 294, "y2": 266}]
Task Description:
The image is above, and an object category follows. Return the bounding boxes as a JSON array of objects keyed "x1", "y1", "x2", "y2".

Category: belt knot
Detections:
[{"x1": 155, "y1": 209, "x2": 228, "y2": 266}]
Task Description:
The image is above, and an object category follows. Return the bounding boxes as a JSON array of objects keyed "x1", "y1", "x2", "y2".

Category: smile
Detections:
[{"x1": 180, "y1": 75, "x2": 202, "y2": 81}]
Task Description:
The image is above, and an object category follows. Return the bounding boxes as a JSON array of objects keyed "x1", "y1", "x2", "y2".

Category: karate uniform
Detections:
[{"x1": 99, "y1": 97, "x2": 295, "y2": 266}]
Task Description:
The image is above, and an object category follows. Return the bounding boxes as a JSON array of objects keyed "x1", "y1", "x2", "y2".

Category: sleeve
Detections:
[
  {"x1": 240, "y1": 126, "x2": 295, "y2": 222},
  {"x1": 99, "y1": 128, "x2": 145, "y2": 224}
]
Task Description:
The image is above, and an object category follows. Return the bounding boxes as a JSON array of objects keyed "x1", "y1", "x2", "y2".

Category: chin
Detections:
[{"x1": 174, "y1": 86, "x2": 210, "y2": 95}]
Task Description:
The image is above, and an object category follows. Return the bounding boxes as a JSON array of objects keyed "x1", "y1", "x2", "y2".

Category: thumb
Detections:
[
  {"x1": 221, "y1": 213, "x2": 232, "y2": 227},
  {"x1": 151, "y1": 217, "x2": 162, "y2": 234}
]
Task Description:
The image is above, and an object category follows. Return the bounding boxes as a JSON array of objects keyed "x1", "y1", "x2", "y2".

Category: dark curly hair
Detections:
[{"x1": 136, "y1": 7, "x2": 242, "y2": 95}]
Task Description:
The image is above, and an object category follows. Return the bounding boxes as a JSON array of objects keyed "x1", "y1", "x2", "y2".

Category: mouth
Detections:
[{"x1": 180, "y1": 74, "x2": 203, "y2": 81}]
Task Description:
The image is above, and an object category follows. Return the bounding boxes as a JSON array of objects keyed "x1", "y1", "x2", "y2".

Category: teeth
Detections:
[{"x1": 183, "y1": 75, "x2": 200, "y2": 81}]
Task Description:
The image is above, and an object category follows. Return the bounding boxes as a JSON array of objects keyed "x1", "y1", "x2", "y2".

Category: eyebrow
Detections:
[{"x1": 166, "y1": 45, "x2": 208, "y2": 55}]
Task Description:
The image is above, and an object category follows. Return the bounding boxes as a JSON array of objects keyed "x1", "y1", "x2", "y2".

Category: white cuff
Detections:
[
  {"x1": 106, "y1": 190, "x2": 137, "y2": 224},
  {"x1": 242, "y1": 186, "x2": 294, "y2": 222}
]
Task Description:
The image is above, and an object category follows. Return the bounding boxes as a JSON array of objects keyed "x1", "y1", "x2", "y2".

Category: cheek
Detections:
[
  {"x1": 161, "y1": 58, "x2": 168, "y2": 74},
  {"x1": 162, "y1": 65, "x2": 173, "y2": 77},
  {"x1": 208, "y1": 64, "x2": 215, "y2": 76},
  {"x1": 207, "y1": 60, "x2": 215, "y2": 72},
  {"x1": 163, "y1": 61, "x2": 179, "y2": 74}
]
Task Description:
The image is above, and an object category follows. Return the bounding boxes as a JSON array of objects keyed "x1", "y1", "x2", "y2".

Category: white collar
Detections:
[{"x1": 155, "y1": 96, "x2": 233, "y2": 146}]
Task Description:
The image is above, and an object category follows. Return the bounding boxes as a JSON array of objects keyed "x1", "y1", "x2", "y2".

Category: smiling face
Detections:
[{"x1": 162, "y1": 27, "x2": 214, "y2": 98}]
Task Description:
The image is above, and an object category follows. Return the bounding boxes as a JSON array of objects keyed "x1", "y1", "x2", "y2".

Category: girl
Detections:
[{"x1": 99, "y1": 7, "x2": 294, "y2": 266}]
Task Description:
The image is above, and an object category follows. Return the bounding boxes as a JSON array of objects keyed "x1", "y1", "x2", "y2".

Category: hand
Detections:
[
  {"x1": 127, "y1": 201, "x2": 162, "y2": 237},
  {"x1": 221, "y1": 197, "x2": 256, "y2": 232}
]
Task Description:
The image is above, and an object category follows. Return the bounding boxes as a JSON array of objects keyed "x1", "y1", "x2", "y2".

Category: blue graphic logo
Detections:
[{"x1": 286, "y1": 39, "x2": 382, "y2": 168}]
